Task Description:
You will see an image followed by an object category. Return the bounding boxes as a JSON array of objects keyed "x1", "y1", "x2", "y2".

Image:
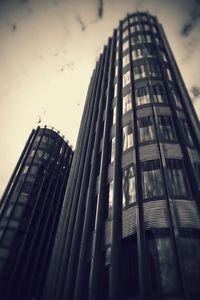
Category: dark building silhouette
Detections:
[
  {"x1": 44, "y1": 12, "x2": 200, "y2": 300},
  {"x1": 0, "y1": 126, "x2": 73, "y2": 300}
]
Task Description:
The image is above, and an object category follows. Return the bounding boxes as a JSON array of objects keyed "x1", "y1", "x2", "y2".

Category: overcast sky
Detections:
[{"x1": 0, "y1": 0, "x2": 200, "y2": 198}]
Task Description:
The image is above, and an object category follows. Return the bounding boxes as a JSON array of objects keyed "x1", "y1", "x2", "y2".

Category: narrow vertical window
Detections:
[
  {"x1": 122, "y1": 20, "x2": 128, "y2": 28},
  {"x1": 144, "y1": 24, "x2": 150, "y2": 31},
  {"x1": 23, "y1": 165, "x2": 29, "y2": 174},
  {"x1": 131, "y1": 34, "x2": 142, "y2": 46},
  {"x1": 181, "y1": 120, "x2": 193, "y2": 145},
  {"x1": 166, "y1": 68, "x2": 172, "y2": 81},
  {"x1": 123, "y1": 40, "x2": 129, "y2": 52},
  {"x1": 155, "y1": 37, "x2": 161, "y2": 46},
  {"x1": 153, "y1": 85, "x2": 166, "y2": 103},
  {"x1": 123, "y1": 29, "x2": 128, "y2": 39},
  {"x1": 132, "y1": 48, "x2": 143, "y2": 60},
  {"x1": 158, "y1": 116, "x2": 177, "y2": 141},
  {"x1": 123, "y1": 54, "x2": 129, "y2": 67},
  {"x1": 110, "y1": 137, "x2": 115, "y2": 162},
  {"x1": 123, "y1": 123, "x2": 134, "y2": 151},
  {"x1": 145, "y1": 46, "x2": 154, "y2": 57},
  {"x1": 152, "y1": 26, "x2": 157, "y2": 33},
  {"x1": 148, "y1": 232, "x2": 179, "y2": 293},
  {"x1": 123, "y1": 93, "x2": 132, "y2": 114},
  {"x1": 115, "y1": 65, "x2": 118, "y2": 77},
  {"x1": 171, "y1": 88, "x2": 182, "y2": 108},
  {"x1": 138, "y1": 117, "x2": 155, "y2": 143},
  {"x1": 41, "y1": 135, "x2": 48, "y2": 143},
  {"x1": 108, "y1": 181, "x2": 114, "y2": 219},
  {"x1": 141, "y1": 160, "x2": 164, "y2": 199},
  {"x1": 123, "y1": 71, "x2": 131, "y2": 87},
  {"x1": 142, "y1": 15, "x2": 147, "y2": 21},
  {"x1": 134, "y1": 65, "x2": 146, "y2": 79},
  {"x1": 116, "y1": 50, "x2": 119, "y2": 61},
  {"x1": 135, "y1": 86, "x2": 150, "y2": 106},
  {"x1": 145, "y1": 34, "x2": 152, "y2": 43},
  {"x1": 148, "y1": 63, "x2": 160, "y2": 77},
  {"x1": 130, "y1": 25, "x2": 137, "y2": 33},
  {"x1": 167, "y1": 159, "x2": 190, "y2": 197},
  {"x1": 30, "y1": 150, "x2": 36, "y2": 158},
  {"x1": 161, "y1": 51, "x2": 167, "y2": 62},
  {"x1": 122, "y1": 165, "x2": 136, "y2": 207},
  {"x1": 112, "y1": 106, "x2": 116, "y2": 125},
  {"x1": 114, "y1": 83, "x2": 117, "y2": 97},
  {"x1": 180, "y1": 235, "x2": 200, "y2": 289}
]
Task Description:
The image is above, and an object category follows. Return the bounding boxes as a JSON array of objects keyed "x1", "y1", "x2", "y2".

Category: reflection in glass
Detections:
[
  {"x1": 153, "y1": 85, "x2": 166, "y2": 103},
  {"x1": 122, "y1": 165, "x2": 136, "y2": 207},
  {"x1": 181, "y1": 121, "x2": 193, "y2": 145},
  {"x1": 158, "y1": 116, "x2": 177, "y2": 141},
  {"x1": 112, "y1": 107, "x2": 116, "y2": 125},
  {"x1": 171, "y1": 88, "x2": 182, "y2": 108},
  {"x1": 167, "y1": 159, "x2": 189, "y2": 197},
  {"x1": 142, "y1": 160, "x2": 164, "y2": 198},
  {"x1": 123, "y1": 123, "x2": 134, "y2": 151},
  {"x1": 138, "y1": 117, "x2": 155, "y2": 143},
  {"x1": 123, "y1": 71, "x2": 131, "y2": 87},
  {"x1": 108, "y1": 181, "x2": 114, "y2": 219},
  {"x1": 134, "y1": 65, "x2": 146, "y2": 79},
  {"x1": 123, "y1": 54, "x2": 129, "y2": 67},
  {"x1": 148, "y1": 231, "x2": 179, "y2": 293},
  {"x1": 180, "y1": 235, "x2": 200, "y2": 288},
  {"x1": 123, "y1": 93, "x2": 132, "y2": 114},
  {"x1": 110, "y1": 138, "x2": 115, "y2": 162},
  {"x1": 135, "y1": 86, "x2": 150, "y2": 106}
]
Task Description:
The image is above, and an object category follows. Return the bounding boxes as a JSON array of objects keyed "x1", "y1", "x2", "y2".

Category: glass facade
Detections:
[{"x1": 43, "y1": 11, "x2": 200, "y2": 300}]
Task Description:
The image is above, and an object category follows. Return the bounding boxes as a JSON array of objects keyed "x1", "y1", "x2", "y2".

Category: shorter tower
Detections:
[{"x1": 0, "y1": 126, "x2": 73, "y2": 300}]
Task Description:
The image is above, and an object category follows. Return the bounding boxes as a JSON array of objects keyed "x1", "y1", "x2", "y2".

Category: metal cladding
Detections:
[
  {"x1": 44, "y1": 12, "x2": 200, "y2": 300},
  {"x1": 0, "y1": 126, "x2": 73, "y2": 300}
]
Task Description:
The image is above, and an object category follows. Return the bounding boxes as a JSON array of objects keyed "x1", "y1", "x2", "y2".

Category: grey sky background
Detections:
[{"x1": 0, "y1": 0, "x2": 200, "y2": 198}]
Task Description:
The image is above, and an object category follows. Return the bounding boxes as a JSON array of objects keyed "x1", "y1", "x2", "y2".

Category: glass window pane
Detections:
[
  {"x1": 135, "y1": 86, "x2": 150, "y2": 106},
  {"x1": 123, "y1": 93, "x2": 132, "y2": 114},
  {"x1": 23, "y1": 165, "x2": 29, "y2": 174},
  {"x1": 122, "y1": 165, "x2": 136, "y2": 206},
  {"x1": 181, "y1": 121, "x2": 193, "y2": 145},
  {"x1": 138, "y1": 117, "x2": 155, "y2": 143},
  {"x1": 123, "y1": 29, "x2": 128, "y2": 39},
  {"x1": 148, "y1": 234, "x2": 179, "y2": 293},
  {"x1": 158, "y1": 116, "x2": 177, "y2": 141},
  {"x1": 171, "y1": 88, "x2": 182, "y2": 108},
  {"x1": 123, "y1": 123, "x2": 134, "y2": 151},
  {"x1": 134, "y1": 65, "x2": 146, "y2": 79},
  {"x1": 110, "y1": 138, "x2": 115, "y2": 162},
  {"x1": 114, "y1": 83, "x2": 117, "y2": 97},
  {"x1": 167, "y1": 160, "x2": 189, "y2": 197},
  {"x1": 153, "y1": 85, "x2": 166, "y2": 103},
  {"x1": 123, "y1": 40, "x2": 129, "y2": 52},
  {"x1": 108, "y1": 181, "x2": 114, "y2": 219},
  {"x1": 166, "y1": 68, "x2": 172, "y2": 81},
  {"x1": 142, "y1": 160, "x2": 164, "y2": 198},
  {"x1": 123, "y1": 54, "x2": 129, "y2": 67},
  {"x1": 123, "y1": 71, "x2": 131, "y2": 87},
  {"x1": 180, "y1": 237, "x2": 200, "y2": 288},
  {"x1": 112, "y1": 107, "x2": 116, "y2": 125}
]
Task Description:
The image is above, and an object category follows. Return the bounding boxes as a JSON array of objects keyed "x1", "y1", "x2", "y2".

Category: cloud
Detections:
[
  {"x1": 181, "y1": 2, "x2": 200, "y2": 36},
  {"x1": 97, "y1": 0, "x2": 103, "y2": 19},
  {"x1": 75, "y1": 15, "x2": 86, "y2": 31},
  {"x1": 191, "y1": 86, "x2": 200, "y2": 100},
  {"x1": 20, "y1": 0, "x2": 29, "y2": 3}
]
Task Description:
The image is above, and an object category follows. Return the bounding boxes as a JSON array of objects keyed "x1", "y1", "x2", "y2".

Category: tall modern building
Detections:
[
  {"x1": 44, "y1": 12, "x2": 200, "y2": 300},
  {"x1": 0, "y1": 126, "x2": 73, "y2": 300}
]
